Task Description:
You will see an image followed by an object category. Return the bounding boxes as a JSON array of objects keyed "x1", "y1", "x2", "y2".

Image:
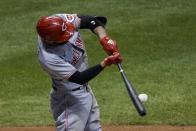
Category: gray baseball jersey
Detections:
[{"x1": 37, "y1": 14, "x2": 102, "y2": 131}]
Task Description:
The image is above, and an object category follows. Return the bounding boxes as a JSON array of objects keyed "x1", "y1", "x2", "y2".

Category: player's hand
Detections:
[
  {"x1": 101, "y1": 52, "x2": 123, "y2": 67},
  {"x1": 100, "y1": 36, "x2": 119, "y2": 55}
]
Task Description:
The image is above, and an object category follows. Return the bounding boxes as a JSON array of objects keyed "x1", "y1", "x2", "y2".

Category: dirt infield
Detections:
[{"x1": 0, "y1": 125, "x2": 196, "y2": 131}]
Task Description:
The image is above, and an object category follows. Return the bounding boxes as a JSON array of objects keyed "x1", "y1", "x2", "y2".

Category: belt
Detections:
[
  {"x1": 72, "y1": 86, "x2": 89, "y2": 91},
  {"x1": 52, "y1": 85, "x2": 88, "y2": 92},
  {"x1": 71, "y1": 87, "x2": 83, "y2": 91}
]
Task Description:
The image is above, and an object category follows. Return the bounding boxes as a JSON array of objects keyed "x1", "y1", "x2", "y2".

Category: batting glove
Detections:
[{"x1": 100, "y1": 36, "x2": 119, "y2": 55}]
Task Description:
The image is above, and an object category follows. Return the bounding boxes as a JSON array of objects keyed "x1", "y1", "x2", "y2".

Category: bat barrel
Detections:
[{"x1": 117, "y1": 63, "x2": 146, "y2": 116}]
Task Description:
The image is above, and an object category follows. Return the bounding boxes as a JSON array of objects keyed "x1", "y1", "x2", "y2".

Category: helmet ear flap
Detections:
[{"x1": 36, "y1": 16, "x2": 75, "y2": 43}]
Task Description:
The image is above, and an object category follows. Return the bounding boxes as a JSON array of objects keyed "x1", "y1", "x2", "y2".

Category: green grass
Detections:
[{"x1": 0, "y1": 0, "x2": 196, "y2": 126}]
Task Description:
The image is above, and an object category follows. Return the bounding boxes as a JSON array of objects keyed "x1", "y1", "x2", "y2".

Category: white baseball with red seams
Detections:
[{"x1": 138, "y1": 93, "x2": 148, "y2": 103}]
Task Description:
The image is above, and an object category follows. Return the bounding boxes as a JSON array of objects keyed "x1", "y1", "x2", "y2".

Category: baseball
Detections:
[{"x1": 138, "y1": 93, "x2": 148, "y2": 103}]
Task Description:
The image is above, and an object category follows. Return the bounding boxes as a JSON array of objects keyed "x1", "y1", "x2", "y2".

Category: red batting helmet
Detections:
[{"x1": 36, "y1": 16, "x2": 75, "y2": 43}]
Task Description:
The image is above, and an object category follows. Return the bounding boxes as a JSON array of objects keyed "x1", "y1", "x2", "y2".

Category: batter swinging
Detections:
[{"x1": 36, "y1": 13, "x2": 122, "y2": 131}]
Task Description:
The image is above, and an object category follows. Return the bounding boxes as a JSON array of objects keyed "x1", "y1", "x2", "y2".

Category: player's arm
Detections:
[
  {"x1": 69, "y1": 53, "x2": 122, "y2": 85},
  {"x1": 77, "y1": 15, "x2": 119, "y2": 55}
]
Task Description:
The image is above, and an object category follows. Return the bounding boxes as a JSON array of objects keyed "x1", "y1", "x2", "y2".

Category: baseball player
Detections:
[{"x1": 36, "y1": 13, "x2": 122, "y2": 131}]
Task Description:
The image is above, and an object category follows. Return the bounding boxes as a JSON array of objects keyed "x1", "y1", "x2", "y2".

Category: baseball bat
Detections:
[{"x1": 117, "y1": 63, "x2": 146, "y2": 116}]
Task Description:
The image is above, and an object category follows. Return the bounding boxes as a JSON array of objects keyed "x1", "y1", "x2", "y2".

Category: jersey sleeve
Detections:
[{"x1": 40, "y1": 55, "x2": 77, "y2": 80}]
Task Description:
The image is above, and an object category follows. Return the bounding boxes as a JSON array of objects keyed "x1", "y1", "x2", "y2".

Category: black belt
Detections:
[
  {"x1": 71, "y1": 87, "x2": 83, "y2": 91},
  {"x1": 72, "y1": 86, "x2": 89, "y2": 91},
  {"x1": 52, "y1": 86, "x2": 88, "y2": 91}
]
